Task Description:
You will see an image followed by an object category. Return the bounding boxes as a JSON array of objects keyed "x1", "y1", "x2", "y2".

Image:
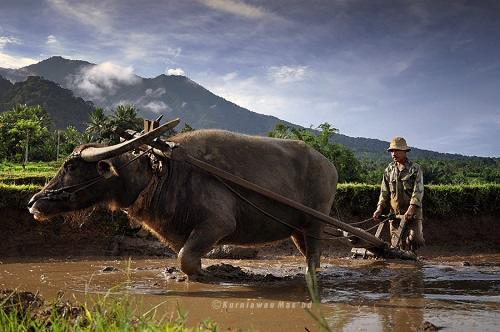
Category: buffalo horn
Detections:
[{"x1": 80, "y1": 118, "x2": 180, "y2": 162}]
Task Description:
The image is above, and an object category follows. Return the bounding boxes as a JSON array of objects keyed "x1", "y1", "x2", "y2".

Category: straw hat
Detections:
[{"x1": 387, "y1": 136, "x2": 411, "y2": 151}]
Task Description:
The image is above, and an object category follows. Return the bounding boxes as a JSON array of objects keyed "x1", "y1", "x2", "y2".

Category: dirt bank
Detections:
[{"x1": 0, "y1": 208, "x2": 498, "y2": 258}]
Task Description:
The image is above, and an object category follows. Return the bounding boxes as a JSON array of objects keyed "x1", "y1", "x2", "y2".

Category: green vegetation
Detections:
[
  {"x1": 0, "y1": 75, "x2": 95, "y2": 131},
  {"x1": 268, "y1": 123, "x2": 500, "y2": 185},
  {"x1": 360, "y1": 157, "x2": 500, "y2": 185},
  {"x1": 268, "y1": 123, "x2": 362, "y2": 183},
  {"x1": 0, "y1": 103, "x2": 196, "y2": 164},
  {"x1": 0, "y1": 290, "x2": 220, "y2": 332},
  {"x1": 86, "y1": 106, "x2": 143, "y2": 144},
  {"x1": 0, "y1": 161, "x2": 59, "y2": 185},
  {"x1": 0, "y1": 104, "x2": 88, "y2": 162},
  {"x1": 335, "y1": 183, "x2": 500, "y2": 218}
]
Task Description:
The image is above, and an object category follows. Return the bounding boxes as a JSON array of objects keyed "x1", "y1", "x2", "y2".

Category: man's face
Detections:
[{"x1": 390, "y1": 149, "x2": 407, "y2": 163}]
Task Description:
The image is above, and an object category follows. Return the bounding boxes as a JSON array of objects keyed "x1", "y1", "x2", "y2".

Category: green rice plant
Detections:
[
  {"x1": 0, "y1": 161, "x2": 59, "y2": 186},
  {"x1": 304, "y1": 270, "x2": 331, "y2": 332},
  {"x1": 0, "y1": 283, "x2": 221, "y2": 332},
  {"x1": 0, "y1": 183, "x2": 41, "y2": 209}
]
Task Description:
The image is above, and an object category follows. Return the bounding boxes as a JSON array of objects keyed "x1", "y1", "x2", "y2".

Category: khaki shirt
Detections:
[{"x1": 377, "y1": 159, "x2": 424, "y2": 219}]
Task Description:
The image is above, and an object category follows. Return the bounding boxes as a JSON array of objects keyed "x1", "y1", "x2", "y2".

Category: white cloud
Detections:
[
  {"x1": 200, "y1": 0, "x2": 267, "y2": 19},
  {"x1": 46, "y1": 35, "x2": 58, "y2": 45},
  {"x1": 193, "y1": 72, "x2": 290, "y2": 119},
  {"x1": 121, "y1": 33, "x2": 182, "y2": 61},
  {"x1": 268, "y1": 65, "x2": 308, "y2": 83},
  {"x1": 0, "y1": 52, "x2": 38, "y2": 68},
  {"x1": 223, "y1": 72, "x2": 238, "y2": 81},
  {"x1": 0, "y1": 36, "x2": 21, "y2": 49},
  {"x1": 47, "y1": 0, "x2": 112, "y2": 32},
  {"x1": 0, "y1": 36, "x2": 37, "y2": 68},
  {"x1": 145, "y1": 88, "x2": 166, "y2": 97},
  {"x1": 143, "y1": 101, "x2": 171, "y2": 114},
  {"x1": 69, "y1": 61, "x2": 140, "y2": 100},
  {"x1": 166, "y1": 68, "x2": 185, "y2": 76}
]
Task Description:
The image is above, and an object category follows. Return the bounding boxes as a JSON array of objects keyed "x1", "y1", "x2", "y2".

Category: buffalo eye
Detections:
[
  {"x1": 97, "y1": 160, "x2": 118, "y2": 179},
  {"x1": 64, "y1": 161, "x2": 77, "y2": 172}
]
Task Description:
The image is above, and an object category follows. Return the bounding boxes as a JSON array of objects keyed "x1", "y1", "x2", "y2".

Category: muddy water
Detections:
[{"x1": 1, "y1": 255, "x2": 499, "y2": 331}]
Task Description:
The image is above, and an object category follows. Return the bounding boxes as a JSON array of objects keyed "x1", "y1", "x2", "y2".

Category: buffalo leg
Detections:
[
  {"x1": 292, "y1": 225, "x2": 321, "y2": 273},
  {"x1": 291, "y1": 232, "x2": 307, "y2": 257},
  {"x1": 178, "y1": 219, "x2": 235, "y2": 279},
  {"x1": 305, "y1": 233, "x2": 321, "y2": 273}
]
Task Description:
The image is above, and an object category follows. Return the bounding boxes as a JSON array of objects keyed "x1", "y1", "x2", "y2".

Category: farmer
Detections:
[{"x1": 373, "y1": 136, "x2": 425, "y2": 252}]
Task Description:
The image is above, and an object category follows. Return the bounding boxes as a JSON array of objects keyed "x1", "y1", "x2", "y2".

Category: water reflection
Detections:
[{"x1": 318, "y1": 263, "x2": 425, "y2": 331}]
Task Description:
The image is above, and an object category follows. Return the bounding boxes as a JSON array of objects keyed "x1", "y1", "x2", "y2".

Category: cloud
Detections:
[
  {"x1": 142, "y1": 101, "x2": 171, "y2": 114},
  {"x1": 193, "y1": 72, "x2": 292, "y2": 120},
  {"x1": 145, "y1": 88, "x2": 166, "y2": 98},
  {"x1": 0, "y1": 36, "x2": 21, "y2": 49},
  {"x1": 0, "y1": 52, "x2": 38, "y2": 68},
  {"x1": 166, "y1": 68, "x2": 185, "y2": 76},
  {"x1": 47, "y1": 0, "x2": 112, "y2": 32},
  {"x1": 200, "y1": 0, "x2": 267, "y2": 19},
  {"x1": 121, "y1": 33, "x2": 182, "y2": 61},
  {"x1": 69, "y1": 61, "x2": 140, "y2": 100},
  {"x1": 223, "y1": 72, "x2": 238, "y2": 81},
  {"x1": 0, "y1": 36, "x2": 37, "y2": 68},
  {"x1": 46, "y1": 35, "x2": 58, "y2": 45},
  {"x1": 268, "y1": 65, "x2": 308, "y2": 83}
]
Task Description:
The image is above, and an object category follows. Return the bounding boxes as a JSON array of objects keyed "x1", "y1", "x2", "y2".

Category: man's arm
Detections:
[
  {"x1": 410, "y1": 165, "x2": 424, "y2": 207},
  {"x1": 405, "y1": 165, "x2": 424, "y2": 219}
]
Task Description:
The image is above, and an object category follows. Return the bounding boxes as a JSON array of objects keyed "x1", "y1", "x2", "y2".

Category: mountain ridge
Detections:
[{"x1": 0, "y1": 56, "x2": 496, "y2": 160}]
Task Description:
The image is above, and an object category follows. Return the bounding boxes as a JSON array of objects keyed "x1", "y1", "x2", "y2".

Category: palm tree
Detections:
[
  {"x1": 111, "y1": 104, "x2": 142, "y2": 132},
  {"x1": 86, "y1": 108, "x2": 109, "y2": 142}
]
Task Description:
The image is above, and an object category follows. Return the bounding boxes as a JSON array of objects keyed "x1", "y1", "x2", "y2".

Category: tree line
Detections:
[
  {"x1": 267, "y1": 123, "x2": 500, "y2": 185},
  {"x1": 0, "y1": 103, "x2": 498, "y2": 184},
  {"x1": 0, "y1": 104, "x2": 190, "y2": 164}
]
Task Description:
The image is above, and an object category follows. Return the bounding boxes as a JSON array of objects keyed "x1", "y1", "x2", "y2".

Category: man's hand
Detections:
[
  {"x1": 373, "y1": 206, "x2": 383, "y2": 220},
  {"x1": 404, "y1": 204, "x2": 417, "y2": 220}
]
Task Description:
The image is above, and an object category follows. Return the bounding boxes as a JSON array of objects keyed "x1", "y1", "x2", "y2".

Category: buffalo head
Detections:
[{"x1": 28, "y1": 119, "x2": 179, "y2": 220}]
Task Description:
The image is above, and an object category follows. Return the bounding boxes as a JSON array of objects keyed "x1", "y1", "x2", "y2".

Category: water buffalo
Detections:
[{"x1": 28, "y1": 124, "x2": 338, "y2": 279}]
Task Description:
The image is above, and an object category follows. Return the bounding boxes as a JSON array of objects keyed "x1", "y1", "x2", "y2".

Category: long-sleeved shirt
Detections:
[{"x1": 377, "y1": 159, "x2": 424, "y2": 219}]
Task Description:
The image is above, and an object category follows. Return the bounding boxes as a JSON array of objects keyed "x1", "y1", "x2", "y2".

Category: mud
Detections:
[
  {"x1": 1, "y1": 208, "x2": 499, "y2": 330},
  {"x1": 1, "y1": 255, "x2": 499, "y2": 331},
  {"x1": 1, "y1": 208, "x2": 499, "y2": 258}
]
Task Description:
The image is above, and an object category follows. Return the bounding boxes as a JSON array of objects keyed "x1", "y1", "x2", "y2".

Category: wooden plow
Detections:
[{"x1": 115, "y1": 117, "x2": 417, "y2": 261}]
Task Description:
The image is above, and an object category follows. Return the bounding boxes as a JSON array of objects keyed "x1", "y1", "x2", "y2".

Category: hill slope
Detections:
[{"x1": 0, "y1": 75, "x2": 95, "y2": 130}]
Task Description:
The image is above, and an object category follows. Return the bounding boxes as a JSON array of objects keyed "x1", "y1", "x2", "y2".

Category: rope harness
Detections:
[
  {"x1": 40, "y1": 148, "x2": 154, "y2": 202},
  {"x1": 214, "y1": 174, "x2": 388, "y2": 241}
]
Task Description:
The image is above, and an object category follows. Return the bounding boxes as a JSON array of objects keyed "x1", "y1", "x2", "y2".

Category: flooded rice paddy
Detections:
[{"x1": 1, "y1": 254, "x2": 499, "y2": 331}]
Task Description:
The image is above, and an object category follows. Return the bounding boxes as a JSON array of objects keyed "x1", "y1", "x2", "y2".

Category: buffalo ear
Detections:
[{"x1": 97, "y1": 160, "x2": 119, "y2": 179}]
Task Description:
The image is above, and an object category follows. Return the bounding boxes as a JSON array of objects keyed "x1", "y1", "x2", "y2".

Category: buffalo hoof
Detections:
[{"x1": 186, "y1": 269, "x2": 213, "y2": 282}]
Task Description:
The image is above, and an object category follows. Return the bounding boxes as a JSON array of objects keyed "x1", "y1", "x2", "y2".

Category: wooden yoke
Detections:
[{"x1": 144, "y1": 119, "x2": 160, "y2": 133}]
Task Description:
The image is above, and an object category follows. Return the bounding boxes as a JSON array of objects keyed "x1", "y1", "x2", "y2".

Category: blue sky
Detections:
[{"x1": 0, "y1": 0, "x2": 499, "y2": 157}]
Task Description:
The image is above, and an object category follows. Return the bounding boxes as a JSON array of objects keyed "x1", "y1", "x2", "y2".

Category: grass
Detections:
[
  {"x1": 0, "y1": 290, "x2": 221, "y2": 331},
  {"x1": 0, "y1": 161, "x2": 59, "y2": 186}
]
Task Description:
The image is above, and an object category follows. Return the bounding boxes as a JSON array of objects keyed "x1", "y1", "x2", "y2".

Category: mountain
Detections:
[
  {"x1": 0, "y1": 57, "x2": 291, "y2": 135},
  {"x1": 0, "y1": 56, "x2": 92, "y2": 85},
  {"x1": 0, "y1": 75, "x2": 94, "y2": 130},
  {"x1": 0, "y1": 56, "x2": 496, "y2": 161}
]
